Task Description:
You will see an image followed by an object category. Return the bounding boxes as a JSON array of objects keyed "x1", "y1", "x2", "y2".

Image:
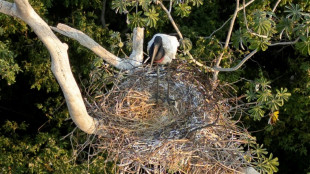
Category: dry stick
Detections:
[{"x1": 157, "y1": 1, "x2": 214, "y2": 71}]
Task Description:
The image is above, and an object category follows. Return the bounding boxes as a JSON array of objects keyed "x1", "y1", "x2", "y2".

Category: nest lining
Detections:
[{"x1": 85, "y1": 66, "x2": 253, "y2": 173}]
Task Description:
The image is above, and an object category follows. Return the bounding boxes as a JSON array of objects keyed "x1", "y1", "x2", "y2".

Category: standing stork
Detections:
[{"x1": 147, "y1": 34, "x2": 179, "y2": 104}]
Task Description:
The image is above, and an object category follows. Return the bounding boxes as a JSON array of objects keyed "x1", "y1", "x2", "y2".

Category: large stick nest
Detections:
[{"x1": 84, "y1": 63, "x2": 253, "y2": 173}]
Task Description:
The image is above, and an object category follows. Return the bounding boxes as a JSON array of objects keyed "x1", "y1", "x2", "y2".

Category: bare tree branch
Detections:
[
  {"x1": 272, "y1": 0, "x2": 281, "y2": 13},
  {"x1": 0, "y1": 0, "x2": 19, "y2": 17},
  {"x1": 213, "y1": 0, "x2": 240, "y2": 81},
  {"x1": 51, "y1": 24, "x2": 144, "y2": 70},
  {"x1": 238, "y1": 0, "x2": 255, "y2": 11},
  {"x1": 0, "y1": 0, "x2": 102, "y2": 134},
  {"x1": 269, "y1": 37, "x2": 300, "y2": 46},
  {"x1": 101, "y1": 0, "x2": 106, "y2": 28},
  {"x1": 213, "y1": 49, "x2": 257, "y2": 72},
  {"x1": 212, "y1": 37, "x2": 300, "y2": 72},
  {"x1": 205, "y1": 17, "x2": 232, "y2": 39},
  {"x1": 157, "y1": 1, "x2": 183, "y2": 39},
  {"x1": 0, "y1": 0, "x2": 143, "y2": 134}
]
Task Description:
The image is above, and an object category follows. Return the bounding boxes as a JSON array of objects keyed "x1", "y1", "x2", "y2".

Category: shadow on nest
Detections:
[{"x1": 82, "y1": 63, "x2": 254, "y2": 173}]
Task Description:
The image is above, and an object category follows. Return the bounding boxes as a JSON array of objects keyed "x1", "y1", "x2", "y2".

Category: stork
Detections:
[{"x1": 147, "y1": 34, "x2": 179, "y2": 104}]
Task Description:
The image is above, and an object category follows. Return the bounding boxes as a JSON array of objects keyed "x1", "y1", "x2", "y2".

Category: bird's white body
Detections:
[{"x1": 147, "y1": 34, "x2": 179, "y2": 65}]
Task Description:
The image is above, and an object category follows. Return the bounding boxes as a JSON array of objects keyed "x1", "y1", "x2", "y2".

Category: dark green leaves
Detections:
[
  {"x1": 252, "y1": 11, "x2": 275, "y2": 36},
  {"x1": 285, "y1": 3, "x2": 303, "y2": 21},
  {"x1": 175, "y1": 3, "x2": 191, "y2": 17},
  {"x1": 144, "y1": 6, "x2": 159, "y2": 28},
  {"x1": 112, "y1": 0, "x2": 130, "y2": 14},
  {"x1": 245, "y1": 77, "x2": 291, "y2": 122},
  {"x1": 0, "y1": 41, "x2": 21, "y2": 85},
  {"x1": 296, "y1": 36, "x2": 310, "y2": 55},
  {"x1": 128, "y1": 11, "x2": 146, "y2": 29}
]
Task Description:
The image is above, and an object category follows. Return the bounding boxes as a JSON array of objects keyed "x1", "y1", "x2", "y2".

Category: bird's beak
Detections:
[{"x1": 149, "y1": 43, "x2": 160, "y2": 71}]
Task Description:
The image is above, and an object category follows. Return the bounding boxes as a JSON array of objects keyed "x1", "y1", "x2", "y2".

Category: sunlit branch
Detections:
[
  {"x1": 213, "y1": 0, "x2": 240, "y2": 81},
  {"x1": 269, "y1": 37, "x2": 300, "y2": 46},
  {"x1": 272, "y1": 0, "x2": 281, "y2": 13},
  {"x1": 213, "y1": 49, "x2": 257, "y2": 72}
]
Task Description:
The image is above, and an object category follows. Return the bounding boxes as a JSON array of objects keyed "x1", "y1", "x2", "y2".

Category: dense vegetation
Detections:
[{"x1": 0, "y1": 0, "x2": 309, "y2": 173}]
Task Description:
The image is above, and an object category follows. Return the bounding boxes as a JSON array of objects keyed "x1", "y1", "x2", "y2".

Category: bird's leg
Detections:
[
  {"x1": 166, "y1": 63, "x2": 174, "y2": 105},
  {"x1": 156, "y1": 64, "x2": 160, "y2": 104}
]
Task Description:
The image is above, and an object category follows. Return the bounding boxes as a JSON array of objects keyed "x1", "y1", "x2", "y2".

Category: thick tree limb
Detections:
[
  {"x1": 0, "y1": 0, "x2": 104, "y2": 134},
  {"x1": 51, "y1": 24, "x2": 144, "y2": 70}
]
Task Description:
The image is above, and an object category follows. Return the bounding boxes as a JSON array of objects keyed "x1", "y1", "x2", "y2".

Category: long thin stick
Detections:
[{"x1": 213, "y1": 0, "x2": 240, "y2": 81}]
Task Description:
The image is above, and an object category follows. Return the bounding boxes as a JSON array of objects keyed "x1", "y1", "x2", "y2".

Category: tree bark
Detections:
[{"x1": 0, "y1": 0, "x2": 144, "y2": 134}]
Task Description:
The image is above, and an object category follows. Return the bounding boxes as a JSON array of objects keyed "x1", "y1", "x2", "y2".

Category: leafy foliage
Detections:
[
  {"x1": 245, "y1": 76, "x2": 291, "y2": 122},
  {"x1": 0, "y1": 0, "x2": 310, "y2": 173},
  {"x1": 0, "y1": 41, "x2": 21, "y2": 85}
]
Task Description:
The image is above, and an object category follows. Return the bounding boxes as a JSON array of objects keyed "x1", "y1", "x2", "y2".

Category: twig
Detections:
[
  {"x1": 157, "y1": 1, "x2": 183, "y2": 39},
  {"x1": 213, "y1": 49, "x2": 257, "y2": 72},
  {"x1": 238, "y1": 0, "x2": 255, "y2": 11},
  {"x1": 272, "y1": 0, "x2": 281, "y2": 13},
  {"x1": 205, "y1": 17, "x2": 232, "y2": 39},
  {"x1": 269, "y1": 37, "x2": 300, "y2": 46},
  {"x1": 213, "y1": 0, "x2": 240, "y2": 81}
]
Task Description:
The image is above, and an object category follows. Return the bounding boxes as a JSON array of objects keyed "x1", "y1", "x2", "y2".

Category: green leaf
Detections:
[
  {"x1": 138, "y1": 0, "x2": 152, "y2": 11},
  {"x1": 276, "y1": 18, "x2": 294, "y2": 39},
  {"x1": 296, "y1": 36, "x2": 310, "y2": 55},
  {"x1": 284, "y1": 3, "x2": 303, "y2": 21},
  {"x1": 0, "y1": 41, "x2": 21, "y2": 85},
  {"x1": 248, "y1": 37, "x2": 270, "y2": 51},
  {"x1": 175, "y1": 3, "x2": 191, "y2": 18},
  {"x1": 249, "y1": 105, "x2": 265, "y2": 121},
  {"x1": 257, "y1": 89, "x2": 272, "y2": 102},
  {"x1": 128, "y1": 11, "x2": 146, "y2": 29},
  {"x1": 252, "y1": 11, "x2": 275, "y2": 36},
  {"x1": 111, "y1": 0, "x2": 129, "y2": 14},
  {"x1": 246, "y1": 89, "x2": 257, "y2": 102},
  {"x1": 275, "y1": 88, "x2": 291, "y2": 102},
  {"x1": 191, "y1": 0, "x2": 203, "y2": 7},
  {"x1": 144, "y1": 6, "x2": 159, "y2": 28},
  {"x1": 232, "y1": 28, "x2": 248, "y2": 50}
]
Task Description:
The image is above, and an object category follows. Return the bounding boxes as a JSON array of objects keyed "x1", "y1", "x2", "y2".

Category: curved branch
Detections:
[
  {"x1": 51, "y1": 24, "x2": 144, "y2": 70},
  {"x1": 0, "y1": 0, "x2": 103, "y2": 134},
  {"x1": 213, "y1": 49, "x2": 257, "y2": 72},
  {"x1": 269, "y1": 37, "x2": 300, "y2": 46}
]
